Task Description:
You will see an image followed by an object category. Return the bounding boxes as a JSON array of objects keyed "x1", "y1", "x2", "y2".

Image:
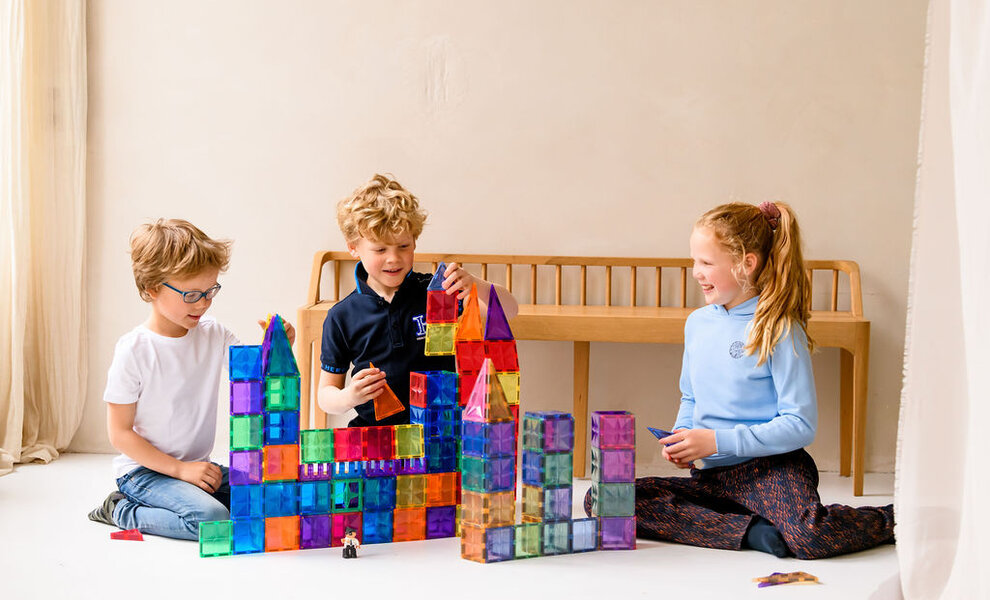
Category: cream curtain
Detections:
[
  {"x1": 896, "y1": 0, "x2": 990, "y2": 597},
  {"x1": 0, "y1": 0, "x2": 87, "y2": 476}
]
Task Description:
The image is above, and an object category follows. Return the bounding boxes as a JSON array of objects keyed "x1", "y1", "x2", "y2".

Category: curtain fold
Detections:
[
  {"x1": 896, "y1": 0, "x2": 989, "y2": 597},
  {"x1": 0, "y1": 0, "x2": 87, "y2": 476}
]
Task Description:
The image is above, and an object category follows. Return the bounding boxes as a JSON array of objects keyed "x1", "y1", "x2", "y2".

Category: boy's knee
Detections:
[
  {"x1": 184, "y1": 500, "x2": 230, "y2": 533},
  {"x1": 200, "y1": 502, "x2": 230, "y2": 523}
]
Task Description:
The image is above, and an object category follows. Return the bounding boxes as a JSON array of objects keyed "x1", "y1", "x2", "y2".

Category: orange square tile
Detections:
[
  {"x1": 425, "y1": 472, "x2": 459, "y2": 507},
  {"x1": 265, "y1": 516, "x2": 300, "y2": 552},
  {"x1": 460, "y1": 523, "x2": 486, "y2": 563},
  {"x1": 262, "y1": 444, "x2": 299, "y2": 481},
  {"x1": 392, "y1": 507, "x2": 426, "y2": 542}
]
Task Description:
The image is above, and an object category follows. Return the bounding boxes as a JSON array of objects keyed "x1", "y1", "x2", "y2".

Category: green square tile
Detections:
[
  {"x1": 591, "y1": 482, "x2": 636, "y2": 517},
  {"x1": 460, "y1": 456, "x2": 487, "y2": 493},
  {"x1": 542, "y1": 521, "x2": 571, "y2": 555},
  {"x1": 514, "y1": 522, "x2": 542, "y2": 558},
  {"x1": 300, "y1": 429, "x2": 334, "y2": 463},
  {"x1": 265, "y1": 376, "x2": 300, "y2": 411},
  {"x1": 198, "y1": 520, "x2": 233, "y2": 557},
  {"x1": 395, "y1": 424, "x2": 424, "y2": 458},
  {"x1": 522, "y1": 415, "x2": 544, "y2": 451},
  {"x1": 332, "y1": 479, "x2": 364, "y2": 513},
  {"x1": 230, "y1": 415, "x2": 263, "y2": 450},
  {"x1": 545, "y1": 453, "x2": 573, "y2": 487}
]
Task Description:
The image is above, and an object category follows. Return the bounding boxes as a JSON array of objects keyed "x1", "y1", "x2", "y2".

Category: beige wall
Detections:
[{"x1": 74, "y1": 0, "x2": 926, "y2": 475}]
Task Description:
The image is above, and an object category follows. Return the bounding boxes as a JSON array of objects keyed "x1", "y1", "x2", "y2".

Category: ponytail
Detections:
[{"x1": 749, "y1": 202, "x2": 814, "y2": 365}]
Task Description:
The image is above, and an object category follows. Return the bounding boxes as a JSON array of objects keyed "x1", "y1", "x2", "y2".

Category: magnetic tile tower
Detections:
[
  {"x1": 459, "y1": 359, "x2": 519, "y2": 562},
  {"x1": 413, "y1": 264, "x2": 462, "y2": 502},
  {"x1": 520, "y1": 411, "x2": 583, "y2": 556},
  {"x1": 198, "y1": 315, "x2": 459, "y2": 557},
  {"x1": 589, "y1": 411, "x2": 638, "y2": 550}
]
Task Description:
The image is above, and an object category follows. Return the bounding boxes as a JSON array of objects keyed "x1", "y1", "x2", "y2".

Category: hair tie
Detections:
[{"x1": 758, "y1": 202, "x2": 780, "y2": 231}]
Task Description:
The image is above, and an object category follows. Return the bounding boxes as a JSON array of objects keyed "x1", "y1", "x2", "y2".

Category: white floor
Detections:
[{"x1": 0, "y1": 454, "x2": 900, "y2": 600}]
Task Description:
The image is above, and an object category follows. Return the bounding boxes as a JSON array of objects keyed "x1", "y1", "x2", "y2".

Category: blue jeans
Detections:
[{"x1": 113, "y1": 465, "x2": 230, "y2": 541}]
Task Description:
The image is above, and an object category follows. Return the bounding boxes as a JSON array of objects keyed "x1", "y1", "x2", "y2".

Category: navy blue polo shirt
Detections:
[{"x1": 321, "y1": 262, "x2": 456, "y2": 427}]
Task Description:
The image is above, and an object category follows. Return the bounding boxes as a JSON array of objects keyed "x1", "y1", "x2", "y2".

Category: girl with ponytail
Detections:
[{"x1": 594, "y1": 202, "x2": 894, "y2": 559}]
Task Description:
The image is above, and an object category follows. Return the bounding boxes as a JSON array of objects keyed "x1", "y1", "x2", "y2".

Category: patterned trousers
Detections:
[{"x1": 584, "y1": 449, "x2": 894, "y2": 559}]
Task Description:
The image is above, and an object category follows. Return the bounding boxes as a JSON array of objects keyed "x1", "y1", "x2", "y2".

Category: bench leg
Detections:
[
  {"x1": 852, "y1": 324, "x2": 870, "y2": 497},
  {"x1": 839, "y1": 349, "x2": 853, "y2": 478},
  {"x1": 574, "y1": 341, "x2": 590, "y2": 479},
  {"x1": 296, "y1": 311, "x2": 312, "y2": 431}
]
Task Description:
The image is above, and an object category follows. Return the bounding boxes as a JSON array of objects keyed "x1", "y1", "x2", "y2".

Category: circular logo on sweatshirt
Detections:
[{"x1": 729, "y1": 341, "x2": 745, "y2": 359}]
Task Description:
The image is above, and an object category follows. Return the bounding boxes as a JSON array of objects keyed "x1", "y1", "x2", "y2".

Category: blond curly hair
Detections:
[
  {"x1": 129, "y1": 219, "x2": 232, "y2": 301},
  {"x1": 337, "y1": 174, "x2": 427, "y2": 243}
]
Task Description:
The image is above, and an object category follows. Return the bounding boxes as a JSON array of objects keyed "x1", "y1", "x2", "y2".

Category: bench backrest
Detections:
[{"x1": 306, "y1": 252, "x2": 863, "y2": 317}]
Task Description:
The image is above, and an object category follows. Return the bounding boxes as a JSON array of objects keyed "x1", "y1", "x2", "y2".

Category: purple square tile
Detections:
[
  {"x1": 600, "y1": 516, "x2": 636, "y2": 550},
  {"x1": 545, "y1": 487, "x2": 572, "y2": 521},
  {"x1": 602, "y1": 448, "x2": 636, "y2": 482},
  {"x1": 230, "y1": 380, "x2": 264, "y2": 415},
  {"x1": 300, "y1": 514, "x2": 331, "y2": 549},
  {"x1": 426, "y1": 505, "x2": 456, "y2": 539},
  {"x1": 490, "y1": 456, "x2": 516, "y2": 491},
  {"x1": 545, "y1": 417, "x2": 574, "y2": 453},
  {"x1": 484, "y1": 525, "x2": 515, "y2": 562},
  {"x1": 591, "y1": 411, "x2": 636, "y2": 449},
  {"x1": 229, "y1": 450, "x2": 262, "y2": 485},
  {"x1": 490, "y1": 422, "x2": 516, "y2": 456}
]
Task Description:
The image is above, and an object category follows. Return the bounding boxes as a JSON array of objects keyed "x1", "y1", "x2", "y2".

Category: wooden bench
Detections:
[{"x1": 296, "y1": 252, "x2": 871, "y2": 495}]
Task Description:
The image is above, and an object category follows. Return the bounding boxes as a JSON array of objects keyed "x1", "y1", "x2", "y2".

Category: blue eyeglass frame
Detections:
[{"x1": 162, "y1": 282, "x2": 222, "y2": 303}]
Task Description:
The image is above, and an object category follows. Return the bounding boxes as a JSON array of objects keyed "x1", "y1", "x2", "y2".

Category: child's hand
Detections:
[
  {"x1": 662, "y1": 428, "x2": 717, "y2": 464},
  {"x1": 660, "y1": 431, "x2": 694, "y2": 468},
  {"x1": 176, "y1": 461, "x2": 223, "y2": 493},
  {"x1": 661, "y1": 444, "x2": 694, "y2": 469},
  {"x1": 345, "y1": 367, "x2": 387, "y2": 408},
  {"x1": 257, "y1": 318, "x2": 297, "y2": 345},
  {"x1": 442, "y1": 263, "x2": 477, "y2": 300}
]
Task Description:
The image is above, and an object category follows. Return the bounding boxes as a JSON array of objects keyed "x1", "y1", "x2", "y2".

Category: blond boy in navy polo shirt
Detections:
[{"x1": 317, "y1": 174, "x2": 518, "y2": 427}]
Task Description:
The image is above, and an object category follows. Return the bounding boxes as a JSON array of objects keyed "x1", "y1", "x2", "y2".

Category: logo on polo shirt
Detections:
[
  {"x1": 412, "y1": 314, "x2": 427, "y2": 339},
  {"x1": 729, "y1": 341, "x2": 745, "y2": 359}
]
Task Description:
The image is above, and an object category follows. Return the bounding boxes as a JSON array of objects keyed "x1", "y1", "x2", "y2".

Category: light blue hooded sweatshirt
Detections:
[{"x1": 673, "y1": 295, "x2": 817, "y2": 469}]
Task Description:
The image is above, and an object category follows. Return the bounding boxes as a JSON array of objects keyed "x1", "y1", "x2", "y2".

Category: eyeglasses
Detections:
[{"x1": 162, "y1": 282, "x2": 222, "y2": 304}]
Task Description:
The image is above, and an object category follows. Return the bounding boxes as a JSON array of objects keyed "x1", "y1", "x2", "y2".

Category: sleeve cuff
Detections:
[
  {"x1": 321, "y1": 363, "x2": 347, "y2": 374},
  {"x1": 715, "y1": 429, "x2": 738, "y2": 457},
  {"x1": 104, "y1": 393, "x2": 138, "y2": 405}
]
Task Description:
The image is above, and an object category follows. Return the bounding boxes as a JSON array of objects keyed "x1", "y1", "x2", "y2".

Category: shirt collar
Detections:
[
  {"x1": 712, "y1": 294, "x2": 759, "y2": 317},
  {"x1": 353, "y1": 262, "x2": 414, "y2": 300}
]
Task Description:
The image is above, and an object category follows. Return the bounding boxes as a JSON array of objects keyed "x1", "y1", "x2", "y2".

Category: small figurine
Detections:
[{"x1": 341, "y1": 527, "x2": 361, "y2": 559}]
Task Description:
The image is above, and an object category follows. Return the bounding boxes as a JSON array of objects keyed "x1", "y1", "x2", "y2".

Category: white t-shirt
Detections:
[{"x1": 104, "y1": 316, "x2": 240, "y2": 479}]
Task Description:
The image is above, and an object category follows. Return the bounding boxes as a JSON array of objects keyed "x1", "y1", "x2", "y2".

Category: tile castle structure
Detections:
[{"x1": 199, "y1": 265, "x2": 636, "y2": 559}]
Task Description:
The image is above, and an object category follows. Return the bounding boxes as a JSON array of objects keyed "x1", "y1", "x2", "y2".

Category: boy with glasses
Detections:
[{"x1": 87, "y1": 218, "x2": 294, "y2": 540}]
